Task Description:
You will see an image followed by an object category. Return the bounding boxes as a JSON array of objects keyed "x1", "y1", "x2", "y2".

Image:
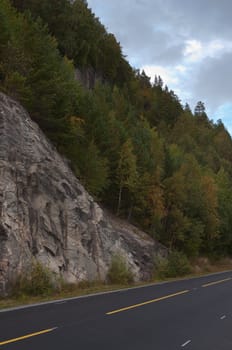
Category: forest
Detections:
[{"x1": 1, "y1": 0, "x2": 232, "y2": 259}]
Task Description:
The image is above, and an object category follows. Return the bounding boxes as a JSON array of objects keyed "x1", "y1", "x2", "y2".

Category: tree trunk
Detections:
[
  {"x1": 127, "y1": 203, "x2": 133, "y2": 222},
  {"x1": 117, "y1": 185, "x2": 122, "y2": 216}
]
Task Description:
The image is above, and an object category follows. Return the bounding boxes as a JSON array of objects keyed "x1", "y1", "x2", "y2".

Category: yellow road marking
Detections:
[
  {"x1": 202, "y1": 277, "x2": 231, "y2": 288},
  {"x1": 0, "y1": 328, "x2": 56, "y2": 346},
  {"x1": 106, "y1": 290, "x2": 189, "y2": 315}
]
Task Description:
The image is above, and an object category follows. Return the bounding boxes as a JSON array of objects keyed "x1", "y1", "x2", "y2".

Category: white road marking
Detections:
[
  {"x1": 56, "y1": 301, "x2": 67, "y2": 305},
  {"x1": 181, "y1": 340, "x2": 191, "y2": 347},
  {"x1": 220, "y1": 315, "x2": 226, "y2": 320}
]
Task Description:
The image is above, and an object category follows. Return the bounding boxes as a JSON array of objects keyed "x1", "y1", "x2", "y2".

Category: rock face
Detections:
[
  {"x1": 75, "y1": 67, "x2": 103, "y2": 89},
  {"x1": 0, "y1": 93, "x2": 165, "y2": 295}
]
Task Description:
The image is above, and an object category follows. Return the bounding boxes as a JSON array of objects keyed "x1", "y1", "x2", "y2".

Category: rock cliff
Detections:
[
  {"x1": 75, "y1": 67, "x2": 103, "y2": 89},
  {"x1": 0, "y1": 93, "x2": 164, "y2": 295}
]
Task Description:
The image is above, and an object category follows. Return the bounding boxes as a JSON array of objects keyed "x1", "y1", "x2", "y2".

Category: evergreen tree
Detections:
[
  {"x1": 2, "y1": 0, "x2": 232, "y2": 259},
  {"x1": 116, "y1": 139, "x2": 138, "y2": 215},
  {"x1": 194, "y1": 101, "x2": 206, "y2": 116}
]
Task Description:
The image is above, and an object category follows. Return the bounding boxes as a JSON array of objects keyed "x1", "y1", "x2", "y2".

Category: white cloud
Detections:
[
  {"x1": 184, "y1": 40, "x2": 203, "y2": 62},
  {"x1": 184, "y1": 39, "x2": 232, "y2": 62},
  {"x1": 142, "y1": 64, "x2": 192, "y2": 97},
  {"x1": 142, "y1": 65, "x2": 179, "y2": 85},
  {"x1": 176, "y1": 65, "x2": 187, "y2": 73},
  {"x1": 87, "y1": 0, "x2": 232, "y2": 132}
]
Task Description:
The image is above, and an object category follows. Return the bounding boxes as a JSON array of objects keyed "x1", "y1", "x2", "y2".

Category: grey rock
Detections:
[
  {"x1": 0, "y1": 92, "x2": 165, "y2": 295},
  {"x1": 75, "y1": 67, "x2": 104, "y2": 89}
]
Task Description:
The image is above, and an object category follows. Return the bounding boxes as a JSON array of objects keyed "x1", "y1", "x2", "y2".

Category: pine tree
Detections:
[{"x1": 194, "y1": 101, "x2": 206, "y2": 116}]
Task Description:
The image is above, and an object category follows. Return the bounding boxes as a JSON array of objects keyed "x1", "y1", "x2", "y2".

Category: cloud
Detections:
[
  {"x1": 87, "y1": 0, "x2": 232, "y2": 127},
  {"x1": 142, "y1": 64, "x2": 192, "y2": 104},
  {"x1": 193, "y1": 52, "x2": 232, "y2": 109},
  {"x1": 88, "y1": 0, "x2": 182, "y2": 67},
  {"x1": 142, "y1": 65, "x2": 179, "y2": 85},
  {"x1": 151, "y1": 43, "x2": 185, "y2": 65},
  {"x1": 161, "y1": 0, "x2": 232, "y2": 41},
  {"x1": 184, "y1": 40, "x2": 203, "y2": 62},
  {"x1": 183, "y1": 39, "x2": 232, "y2": 63}
]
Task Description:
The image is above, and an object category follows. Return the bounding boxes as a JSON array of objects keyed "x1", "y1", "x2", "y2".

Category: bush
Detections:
[
  {"x1": 14, "y1": 262, "x2": 54, "y2": 297},
  {"x1": 155, "y1": 251, "x2": 191, "y2": 278},
  {"x1": 107, "y1": 254, "x2": 134, "y2": 285}
]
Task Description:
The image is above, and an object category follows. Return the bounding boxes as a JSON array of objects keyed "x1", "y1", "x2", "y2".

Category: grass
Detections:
[
  {"x1": 0, "y1": 282, "x2": 130, "y2": 310},
  {"x1": 0, "y1": 258, "x2": 231, "y2": 311}
]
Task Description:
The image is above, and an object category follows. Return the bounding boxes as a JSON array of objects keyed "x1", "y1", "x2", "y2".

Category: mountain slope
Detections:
[
  {"x1": 0, "y1": 92, "x2": 165, "y2": 295},
  {"x1": 2, "y1": 0, "x2": 232, "y2": 259}
]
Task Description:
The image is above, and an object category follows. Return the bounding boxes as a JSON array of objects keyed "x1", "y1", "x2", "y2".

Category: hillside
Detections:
[
  {"x1": 0, "y1": 92, "x2": 163, "y2": 295},
  {"x1": 1, "y1": 0, "x2": 232, "y2": 260}
]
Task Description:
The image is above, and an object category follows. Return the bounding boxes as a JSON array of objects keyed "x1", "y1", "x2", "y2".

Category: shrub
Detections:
[
  {"x1": 155, "y1": 251, "x2": 191, "y2": 278},
  {"x1": 14, "y1": 262, "x2": 54, "y2": 297},
  {"x1": 107, "y1": 254, "x2": 134, "y2": 285}
]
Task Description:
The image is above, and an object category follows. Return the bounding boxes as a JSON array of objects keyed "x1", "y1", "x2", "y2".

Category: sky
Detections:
[{"x1": 87, "y1": 0, "x2": 232, "y2": 133}]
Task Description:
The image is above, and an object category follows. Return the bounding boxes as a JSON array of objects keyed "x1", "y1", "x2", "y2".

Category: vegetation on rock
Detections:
[
  {"x1": 107, "y1": 255, "x2": 134, "y2": 284},
  {"x1": 1, "y1": 0, "x2": 232, "y2": 259}
]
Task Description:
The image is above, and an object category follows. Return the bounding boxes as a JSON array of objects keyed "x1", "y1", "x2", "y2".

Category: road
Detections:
[{"x1": 1, "y1": 270, "x2": 232, "y2": 349}]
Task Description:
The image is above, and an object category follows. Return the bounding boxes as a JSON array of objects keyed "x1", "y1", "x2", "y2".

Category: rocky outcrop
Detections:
[
  {"x1": 75, "y1": 67, "x2": 104, "y2": 89},
  {"x1": 0, "y1": 93, "x2": 165, "y2": 295}
]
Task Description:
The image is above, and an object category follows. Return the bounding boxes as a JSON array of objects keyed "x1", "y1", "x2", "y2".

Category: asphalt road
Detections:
[{"x1": 1, "y1": 270, "x2": 232, "y2": 349}]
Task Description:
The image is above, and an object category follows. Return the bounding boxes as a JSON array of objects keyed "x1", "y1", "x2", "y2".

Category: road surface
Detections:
[{"x1": 1, "y1": 270, "x2": 232, "y2": 349}]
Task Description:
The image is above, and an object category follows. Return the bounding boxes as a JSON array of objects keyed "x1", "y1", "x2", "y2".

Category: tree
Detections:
[
  {"x1": 184, "y1": 103, "x2": 191, "y2": 113},
  {"x1": 154, "y1": 75, "x2": 163, "y2": 89},
  {"x1": 163, "y1": 155, "x2": 207, "y2": 256},
  {"x1": 200, "y1": 175, "x2": 219, "y2": 253},
  {"x1": 116, "y1": 139, "x2": 138, "y2": 215},
  {"x1": 194, "y1": 101, "x2": 206, "y2": 116},
  {"x1": 215, "y1": 168, "x2": 232, "y2": 255},
  {"x1": 4, "y1": 0, "x2": 232, "y2": 260}
]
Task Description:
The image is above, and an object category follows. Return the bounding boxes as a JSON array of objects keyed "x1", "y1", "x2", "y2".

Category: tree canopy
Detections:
[{"x1": 1, "y1": 0, "x2": 232, "y2": 258}]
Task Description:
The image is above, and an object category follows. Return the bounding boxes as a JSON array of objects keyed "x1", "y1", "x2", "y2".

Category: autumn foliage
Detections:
[{"x1": 1, "y1": 0, "x2": 232, "y2": 258}]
